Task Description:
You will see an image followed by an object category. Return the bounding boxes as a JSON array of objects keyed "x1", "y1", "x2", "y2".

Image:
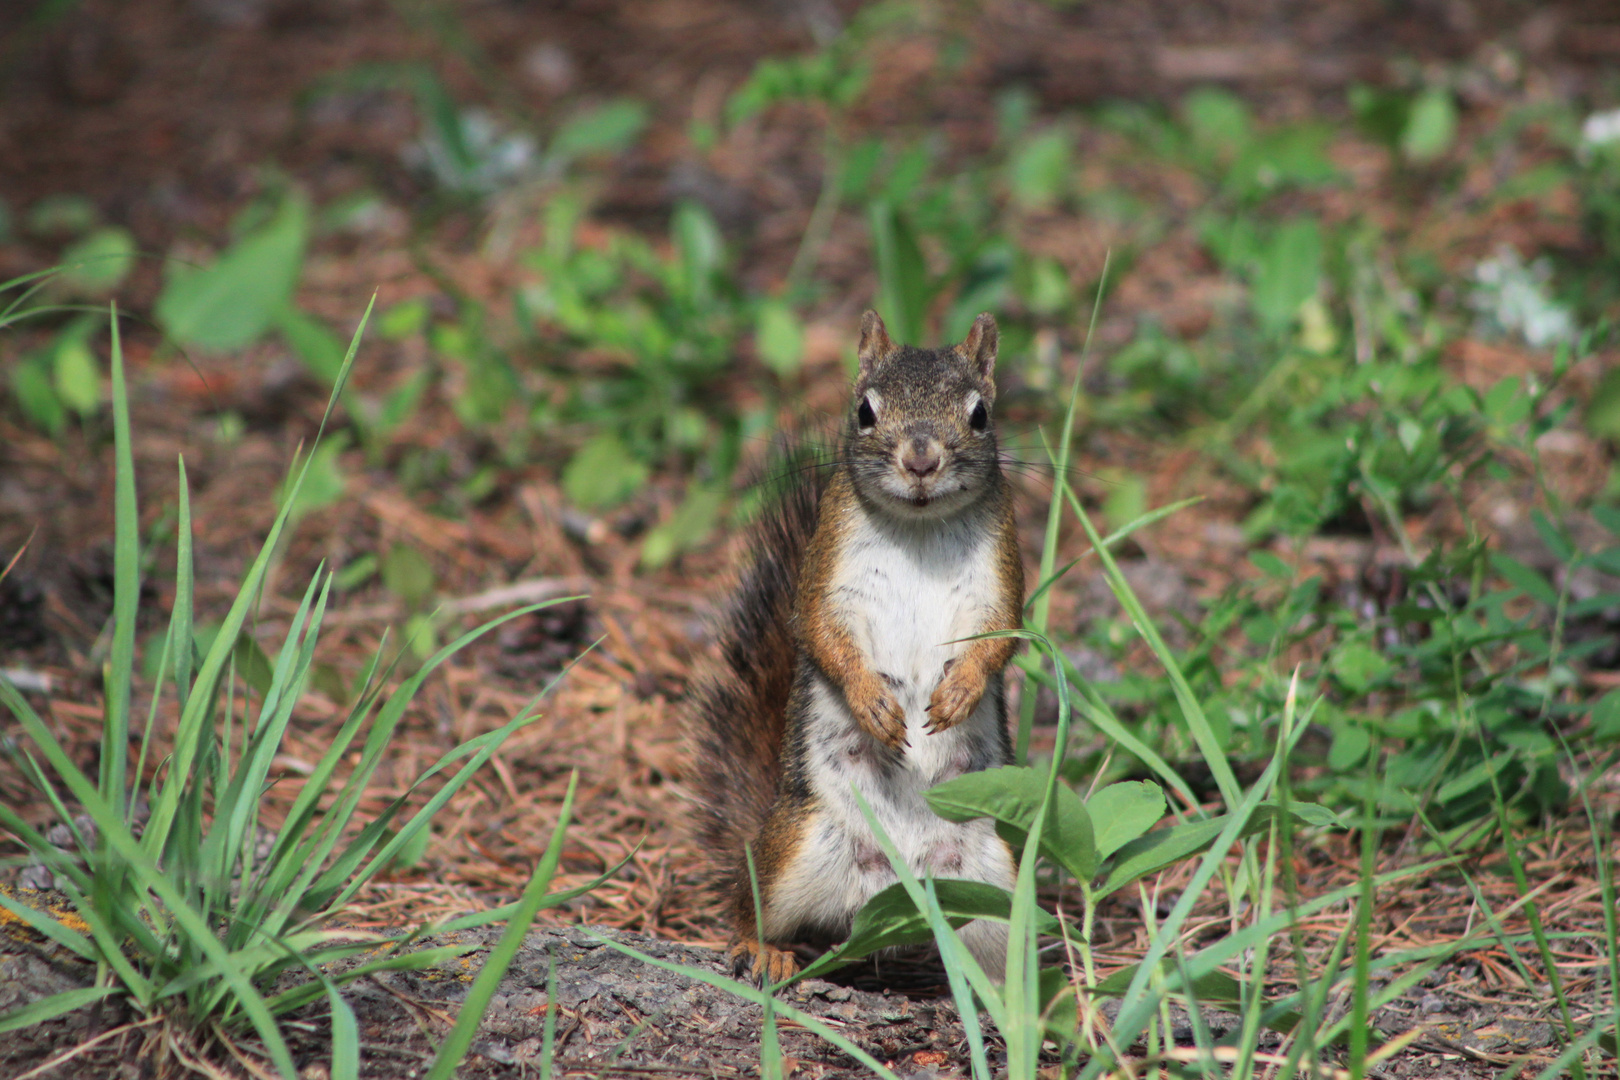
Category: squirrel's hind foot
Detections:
[{"x1": 728, "y1": 937, "x2": 800, "y2": 985}]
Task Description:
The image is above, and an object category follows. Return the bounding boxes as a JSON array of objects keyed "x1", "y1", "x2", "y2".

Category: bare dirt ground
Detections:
[{"x1": 2, "y1": 1, "x2": 1619, "y2": 1077}]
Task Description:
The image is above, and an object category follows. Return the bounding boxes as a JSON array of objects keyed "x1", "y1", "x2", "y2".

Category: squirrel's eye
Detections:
[
  {"x1": 968, "y1": 400, "x2": 988, "y2": 431},
  {"x1": 857, "y1": 396, "x2": 877, "y2": 428}
]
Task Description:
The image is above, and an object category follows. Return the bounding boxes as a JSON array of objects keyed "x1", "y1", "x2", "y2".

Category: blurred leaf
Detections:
[
  {"x1": 277, "y1": 307, "x2": 346, "y2": 383},
  {"x1": 157, "y1": 193, "x2": 309, "y2": 351},
  {"x1": 1182, "y1": 87, "x2": 1252, "y2": 160},
  {"x1": 1021, "y1": 256, "x2": 1070, "y2": 317},
  {"x1": 1349, "y1": 83, "x2": 1409, "y2": 148},
  {"x1": 562, "y1": 433, "x2": 648, "y2": 511},
  {"x1": 1007, "y1": 130, "x2": 1071, "y2": 210},
  {"x1": 1490, "y1": 553, "x2": 1559, "y2": 606},
  {"x1": 869, "y1": 200, "x2": 929, "y2": 345},
  {"x1": 9, "y1": 355, "x2": 65, "y2": 435},
  {"x1": 382, "y1": 542, "x2": 436, "y2": 611},
  {"x1": 1330, "y1": 641, "x2": 1392, "y2": 694},
  {"x1": 52, "y1": 337, "x2": 100, "y2": 416},
  {"x1": 548, "y1": 99, "x2": 648, "y2": 166},
  {"x1": 641, "y1": 485, "x2": 725, "y2": 569},
  {"x1": 1328, "y1": 723, "x2": 1371, "y2": 770},
  {"x1": 333, "y1": 554, "x2": 377, "y2": 593},
  {"x1": 232, "y1": 633, "x2": 275, "y2": 696},
  {"x1": 27, "y1": 194, "x2": 98, "y2": 238},
  {"x1": 1225, "y1": 126, "x2": 1337, "y2": 199},
  {"x1": 379, "y1": 299, "x2": 430, "y2": 340},
  {"x1": 58, "y1": 227, "x2": 136, "y2": 296},
  {"x1": 1585, "y1": 366, "x2": 1620, "y2": 440},
  {"x1": 754, "y1": 300, "x2": 804, "y2": 378},
  {"x1": 1593, "y1": 690, "x2": 1620, "y2": 741},
  {"x1": 1401, "y1": 89, "x2": 1457, "y2": 165},
  {"x1": 672, "y1": 201, "x2": 724, "y2": 308},
  {"x1": 276, "y1": 434, "x2": 348, "y2": 520},
  {"x1": 1251, "y1": 217, "x2": 1322, "y2": 335},
  {"x1": 1102, "y1": 474, "x2": 1146, "y2": 535}
]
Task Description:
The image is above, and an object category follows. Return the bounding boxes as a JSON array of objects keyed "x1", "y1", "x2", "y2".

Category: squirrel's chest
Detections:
[{"x1": 828, "y1": 517, "x2": 997, "y2": 688}]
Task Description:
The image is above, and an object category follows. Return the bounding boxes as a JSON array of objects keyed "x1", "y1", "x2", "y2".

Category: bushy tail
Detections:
[{"x1": 685, "y1": 461, "x2": 825, "y2": 887}]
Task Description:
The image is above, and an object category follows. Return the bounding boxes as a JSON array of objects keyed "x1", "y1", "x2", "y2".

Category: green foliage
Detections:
[
  {"x1": 0, "y1": 305, "x2": 600, "y2": 1079},
  {"x1": 157, "y1": 192, "x2": 309, "y2": 352}
]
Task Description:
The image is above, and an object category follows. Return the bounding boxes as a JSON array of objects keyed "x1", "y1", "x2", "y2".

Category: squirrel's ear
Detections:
[
  {"x1": 857, "y1": 309, "x2": 894, "y2": 379},
  {"x1": 961, "y1": 313, "x2": 998, "y2": 382}
]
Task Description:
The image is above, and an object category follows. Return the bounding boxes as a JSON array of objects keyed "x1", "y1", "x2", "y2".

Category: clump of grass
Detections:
[{"x1": 0, "y1": 302, "x2": 603, "y2": 1080}]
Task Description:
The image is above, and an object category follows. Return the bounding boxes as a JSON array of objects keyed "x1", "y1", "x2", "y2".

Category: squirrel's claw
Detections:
[
  {"x1": 729, "y1": 938, "x2": 799, "y2": 986},
  {"x1": 926, "y1": 667, "x2": 984, "y2": 733}
]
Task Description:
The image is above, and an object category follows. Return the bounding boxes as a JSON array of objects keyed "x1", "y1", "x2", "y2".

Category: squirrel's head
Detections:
[{"x1": 846, "y1": 309, "x2": 1002, "y2": 518}]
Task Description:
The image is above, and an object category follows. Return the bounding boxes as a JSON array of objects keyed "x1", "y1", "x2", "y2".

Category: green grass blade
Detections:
[
  {"x1": 1018, "y1": 253, "x2": 1109, "y2": 762},
  {"x1": 0, "y1": 986, "x2": 118, "y2": 1033},
  {"x1": 426, "y1": 771, "x2": 580, "y2": 1080},
  {"x1": 103, "y1": 303, "x2": 137, "y2": 818},
  {"x1": 1055, "y1": 471, "x2": 1242, "y2": 808},
  {"x1": 144, "y1": 298, "x2": 375, "y2": 862},
  {"x1": 170, "y1": 456, "x2": 195, "y2": 718},
  {"x1": 3, "y1": 679, "x2": 298, "y2": 1074},
  {"x1": 0, "y1": 882, "x2": 95, "y2": 960}
]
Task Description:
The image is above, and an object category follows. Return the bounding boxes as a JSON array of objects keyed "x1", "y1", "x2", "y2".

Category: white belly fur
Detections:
[{"x1": 764, "y1": 512, "x2": 1016, "y2": 974}]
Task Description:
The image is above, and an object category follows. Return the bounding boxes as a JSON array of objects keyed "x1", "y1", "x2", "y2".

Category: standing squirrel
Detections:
[{"x1": 687, "y1": 309, "x2": 1025, "y2": 982}]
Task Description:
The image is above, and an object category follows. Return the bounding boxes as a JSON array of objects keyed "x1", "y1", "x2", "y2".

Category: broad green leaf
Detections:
[
  {"x1": 156, "y1": 193, "x2": 308, "y2": 351},
  {"x1": 927, "y1": 765, "x2": 1096, "y2": 881},
  {"x1": 1085, "y1": 781, "x2": 1165, "y2": 860},
  {"x1": 277, "y1": 306, "x2": 346, "y2": 383},
  {"x1": 640, "y1": 484, "x2": 725, "y2": 569},
  {"x1": 381, "y1": 542, "x2": 436, "y2": 611},
  {"x1": 1182, "y1": 87, "x2": 1252, "y2": 159},
  {"x1": 52, "y1": 337, "x2": 100, "y2": 416},
  {"x1": 1401, "y1": 88, "x2": 1457, "y2": 164},
  {"x1": 1329, "y1": 640, "x2": 1392, "y2": 694},
  {"x1": 276, "y1": 435, "x2": 349, "y2": 520},
  {"x1": 27, "y1": 193, "x2": 97, "y2": 238},
  {"x1": 1007, "y1": 131, "x2": 1071, "y2": 210},
  {"x1": 9, "y1": 356, "x2": 65, "y2": 434},
  {"x1": 755, "y1": 299, "x2": 804, "y2": 378},
  {"x1": 548, "y1": 99, "x2": 648, "y2": 166},
  {"x1": 562, "y1": 432, "x2": 648, "y2": 511},
  {"x1": 59, "y1": 227, "x2": 136, "y2": 296},
  {"x1": 1250, "y1": 217, "x2": 1322, "y2": 335}
]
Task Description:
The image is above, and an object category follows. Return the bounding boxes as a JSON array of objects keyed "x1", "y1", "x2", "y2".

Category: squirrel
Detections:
[{"x1": 686, "y1": 309, "x2": 1025, "y2": 983}]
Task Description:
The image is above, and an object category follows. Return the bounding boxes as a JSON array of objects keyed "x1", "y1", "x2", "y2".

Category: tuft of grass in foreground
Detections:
[{"x1": 0, "y1": 301, "x2": 608, "y2": 1080}]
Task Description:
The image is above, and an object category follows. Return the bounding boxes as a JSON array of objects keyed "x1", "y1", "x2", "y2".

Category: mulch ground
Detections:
[{"x1": 2, "y1": 1, "x2": 1619, "y2": 1077}]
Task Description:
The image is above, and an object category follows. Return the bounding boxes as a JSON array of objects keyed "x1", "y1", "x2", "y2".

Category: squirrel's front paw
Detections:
[
  {"x1": 926, "y1": 663, "x2": 985, "y2": 733},
  {"x1": 729, "y1": 937, "x2": 799, "y2": 985},
  {"x1": 848, "y1": 677, "x2": 907, "y2": 750}
]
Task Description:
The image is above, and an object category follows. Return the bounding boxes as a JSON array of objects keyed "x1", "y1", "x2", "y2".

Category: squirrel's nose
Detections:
[{"x1": 901, "y1": 437, "x2": 942, "y2": 479}]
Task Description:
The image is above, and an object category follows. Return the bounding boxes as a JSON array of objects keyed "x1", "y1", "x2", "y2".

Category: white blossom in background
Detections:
[
  {"x1": 1580, "y1": 108, "x2": 1620, "y2": 157},
  {"x1": 1469, "y1": 245, "x2": 1577, "y2": 349},
  {"x1": 404, "y1": 108, "x2": 538, "y2": 195}
]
